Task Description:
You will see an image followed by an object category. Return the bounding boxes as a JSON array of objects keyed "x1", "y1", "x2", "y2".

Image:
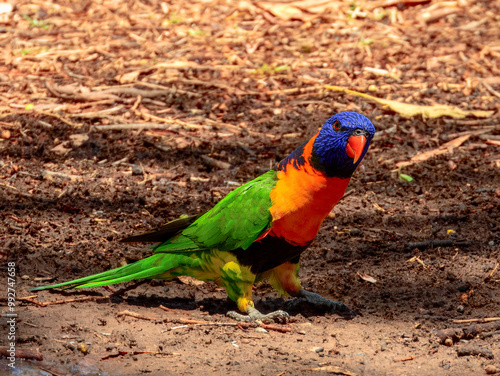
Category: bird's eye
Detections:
[{"x1": 332, "y1": 120, "x2": 341, "y2": 131}]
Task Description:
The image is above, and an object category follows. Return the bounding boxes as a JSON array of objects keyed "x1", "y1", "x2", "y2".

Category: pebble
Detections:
[
  {"x1": 254, "y1": 327, "x2": 268, "y2": 334},
  {"x1": 444, "y1": 338, "x2": 454, "y2": 347},
  {"x1": 457, "y1": 305, "x2": 465, "y2": 313},
  {"x1": 132, "y1": 165, "x2": 143, "y2": 176},
  {"x1": 378, "y1": 340, "x2": 387, "y2": 352},
  {"x1": 311, "y1": 347, "x2": 324, "y2": 353},
  {"x1": 485, "y1": 365, "x2": 499, "y2": 374}
]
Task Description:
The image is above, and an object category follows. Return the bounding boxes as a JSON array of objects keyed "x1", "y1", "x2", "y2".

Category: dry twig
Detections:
[
  {"x1": 435, "y1": 320, "x2": 500, "y2": 344},
  {"x1": 0, "y1": 346, "x2": 43, "y2": 361}
]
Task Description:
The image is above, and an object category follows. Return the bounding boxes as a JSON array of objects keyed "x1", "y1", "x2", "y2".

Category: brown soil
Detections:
[{"x1": 1, "y1": 1, "x2": 500, "y2": 375}]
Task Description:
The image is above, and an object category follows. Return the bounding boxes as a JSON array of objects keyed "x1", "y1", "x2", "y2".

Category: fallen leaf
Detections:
[
  {"x1": 50, "y1": 142, "x2": 72, "y2": 156},
  {"x1": 115, "y1": 70, "x2": 141, "y2": 84},
  {"x1": 324, "y1": 85, "x2": 494, "y2": 119},
  {"x1": 256, "y1": 0, "x2": 336, "y2": 21},
  {"x1": 256, "y1": 2, "x2": 305, "y2": 21},
  {"x1": 357, "y1": 272, "x2": 377, "y2": 284},
  {"x1": 69, "y1": 134, "x2": 89, "y2": 148},
  {"x1": 397, "y1": 135, "x2": 471, "y2": 167}
]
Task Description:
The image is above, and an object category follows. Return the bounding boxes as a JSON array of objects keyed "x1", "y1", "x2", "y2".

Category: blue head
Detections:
[{"x1": 311, "y1": 112, "x2": 375, "y2": 178}]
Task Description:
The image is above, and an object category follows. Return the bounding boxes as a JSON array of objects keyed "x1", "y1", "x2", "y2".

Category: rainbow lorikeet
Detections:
[{"x1": 32, "y1": 112, "x2": 375, "y2": 322}]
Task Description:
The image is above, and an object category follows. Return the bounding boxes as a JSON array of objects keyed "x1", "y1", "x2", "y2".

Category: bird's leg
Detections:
[
  {"x1": 222, "y1": 262, "x2": 289, "y2": 323},
  {"x1": 298, "y1": 288, "x2": 353, "y2": 316},
  {"x1": 267, "y1": 261, "x2": 354, "y2": 317},
  {"x1": 226, "y1": 297, "x2": 289, "y2": 323}
]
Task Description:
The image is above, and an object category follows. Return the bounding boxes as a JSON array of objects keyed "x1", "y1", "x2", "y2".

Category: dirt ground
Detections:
[{"x1": 1, "y1": 0, "x2": 500, "y2": 375}]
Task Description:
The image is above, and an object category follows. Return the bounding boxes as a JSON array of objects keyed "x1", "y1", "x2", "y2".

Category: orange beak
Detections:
[{"x1": 346, "y1": 135, "x2": 367, "y2": 164}]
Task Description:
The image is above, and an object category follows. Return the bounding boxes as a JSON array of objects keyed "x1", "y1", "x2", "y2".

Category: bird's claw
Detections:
[
  {"x1": 227, "y1": 306, "x2": 289, "y2": 323},
  {"x1": 299, "y1": 289, "x2": 354, "y2": 317}
]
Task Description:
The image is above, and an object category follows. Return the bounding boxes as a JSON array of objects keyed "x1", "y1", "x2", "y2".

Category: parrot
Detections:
[{"x1": 32, "y1": 111, "x2": 376, "y2": 322}]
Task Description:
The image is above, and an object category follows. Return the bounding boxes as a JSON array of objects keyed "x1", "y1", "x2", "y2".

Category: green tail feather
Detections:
[{"x1": 30, "y1": 253, "x2": 192, "y2": 292}]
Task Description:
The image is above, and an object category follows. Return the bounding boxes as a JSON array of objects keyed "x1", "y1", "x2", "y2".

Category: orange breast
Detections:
[{"x1": 268, "y1": 160, "x2": 350, "y2": 245}]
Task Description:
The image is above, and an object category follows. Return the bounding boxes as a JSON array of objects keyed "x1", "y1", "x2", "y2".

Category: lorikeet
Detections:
[{"x1": 32, "y1": 112, "x2": 375, "y2": 322}]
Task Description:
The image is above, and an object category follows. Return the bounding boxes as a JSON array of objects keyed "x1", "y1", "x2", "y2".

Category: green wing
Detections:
[{"x1": 154, "y1": 170, "x2": 278, "y2": 253}]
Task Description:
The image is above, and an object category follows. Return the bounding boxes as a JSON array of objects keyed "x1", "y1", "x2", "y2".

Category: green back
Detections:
[{"x1": 154, "y1": 170, "x2": 278, "y2": 253}]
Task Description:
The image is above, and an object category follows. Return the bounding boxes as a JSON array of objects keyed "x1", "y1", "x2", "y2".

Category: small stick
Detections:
[
  {"x1": 43, "y1": 296, "x2": 101, "y2": 306},
  {"x1": 256, "y1": 323, "x2": 293, "y2": 333},
  {"x1": 42, "y1": 170, "x2": 85, "y2": 181},
  {"x1": 160, "y1": 315, "x2": 293, "y2": 333},
  {"x1": 101, "y1": 350, "x2": 171, "y2": 360},
  {"x1": 435, "y1": 320, "x2": 500, "y2": 344},
  {"x1": 117, "y1": 310, "x2": 159, "y2": 321},
  {"x1": 456, "y1": 345, "x2": 493, "y2": 359},
  {"x1": 177, "y1": 318, "x2": 207, "y2": 325},
  {"x1": 339, "y1": 189, "x2": 355, "y2": 202},
  {"x1": 201, "y1": 155, "x2": 231, "y2": 170},
  {"x1": 394, "y1": 349, "x2": 438, "y2": 362},
  {"x1": 394, "y1": 355, "x2": 417, "y2": 362},
  {"x1": 482, "y1": 81, "x2": 500, "y2": 99},
  {"x1": 405, "y1": 239, "x2": 471, "y2": 250},
  {"x1": 485, "y1": 263, "x2": 499, "y2": 281},
  {"x1": 452, "y1": 317, "x2": 500, "y2": 324},
  {"x1": 37, "y1": 110, "x2": 82, "y2": 128},
  {"x1": 0, "y1": 346, "x2": 43, "y2": 361},
  {"x1": 265, "y1": 85, "x2": 324, "y2": 96},
  {"x1": 16, "y1": 295, "x2": 39, "y2": 300},
  {"x1": 159, "y1": 304, "x2": 186, "y2": 315},
  {"x1": 130, "y1": 95, "x2": 141, "y2": 112},
  {"x1": 94, "y1": 123, "x2": 186, "y2": 131},
  {"x1": 18, "y1": 297, "x2": 46, "y2": 307},
  {"x1": 19, "y1": 296, "x2": 108, "y2": 307},
  {"x1": 71, "y1": 105, "x2": 124, "y2": 119}
]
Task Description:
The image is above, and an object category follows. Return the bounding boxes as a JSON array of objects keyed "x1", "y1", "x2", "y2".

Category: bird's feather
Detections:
[{"x1": 153, "y1": 170, "x2": 277, "y2": 253}]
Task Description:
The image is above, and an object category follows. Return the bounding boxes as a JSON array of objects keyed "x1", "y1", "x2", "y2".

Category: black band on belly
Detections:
[{"x1": 230, "y1": 236, "x2": 311, "y2": 274}]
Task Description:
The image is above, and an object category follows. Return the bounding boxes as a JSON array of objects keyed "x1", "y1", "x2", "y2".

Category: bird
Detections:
[{"x1": 32, "y1": 111, "x2": 375, "y2": 322}]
